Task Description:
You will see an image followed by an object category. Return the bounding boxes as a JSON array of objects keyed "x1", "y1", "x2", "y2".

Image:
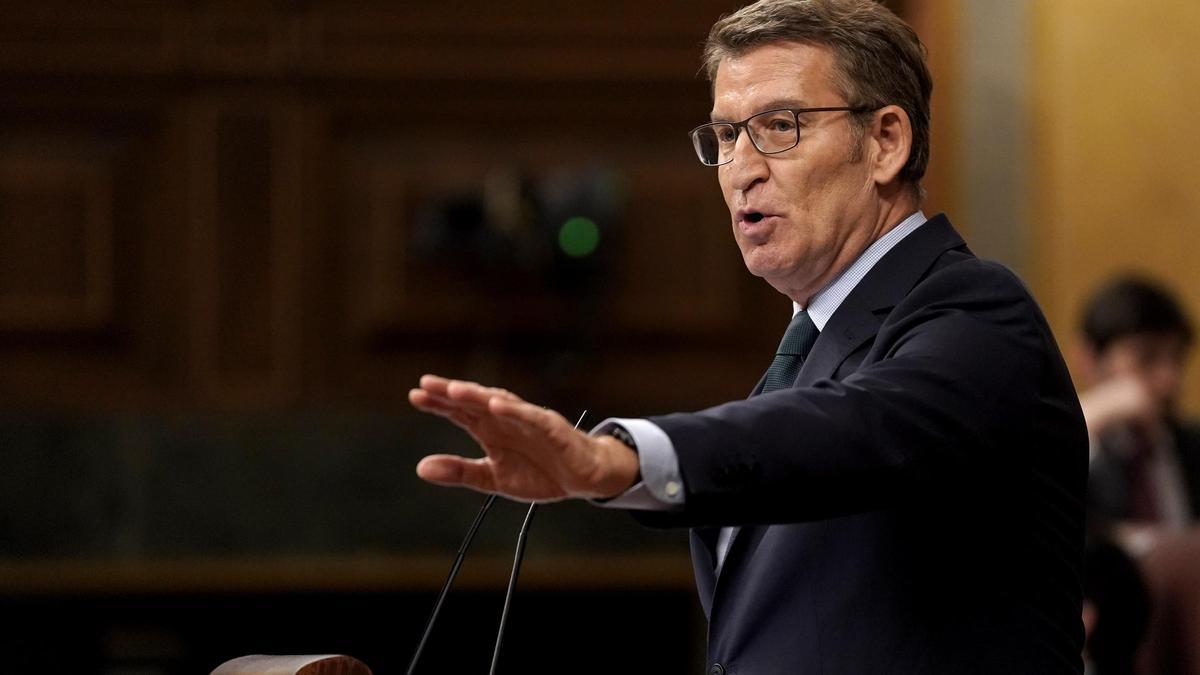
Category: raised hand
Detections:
[
  {"x1": 409, "y1": 375, "x2": 639, "y2": 502},
  {"x1": 1079, "y1": 375, "x2": 1164, "y2": 439}
]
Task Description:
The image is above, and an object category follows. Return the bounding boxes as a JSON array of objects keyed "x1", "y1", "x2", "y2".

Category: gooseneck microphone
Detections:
[
  {"x1": 488, "y1": 500, "x2": 538, "y2": 675},
  {"x1": 406, "y1": 410, "x2": 588, "y2": 675}
]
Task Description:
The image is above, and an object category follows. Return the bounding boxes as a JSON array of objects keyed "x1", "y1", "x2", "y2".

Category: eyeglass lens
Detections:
[{"x1": 692, "y1": 110, "x2": 799, "y2": 165}]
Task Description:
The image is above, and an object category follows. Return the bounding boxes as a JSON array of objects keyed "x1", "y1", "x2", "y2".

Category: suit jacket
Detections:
[{"x1": 637, "y1": 215, "x2": 1088, "y2": 674}]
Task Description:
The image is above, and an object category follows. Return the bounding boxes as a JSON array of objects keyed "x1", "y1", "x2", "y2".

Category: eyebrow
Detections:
[{"x1": 710, "y1": 99, "x2": 810, "y2": 122}]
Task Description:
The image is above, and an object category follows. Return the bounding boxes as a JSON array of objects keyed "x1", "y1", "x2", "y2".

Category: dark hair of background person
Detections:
[
  {"x1": 1080, "y1": 275, "x2": 1195, "y2": 353},
  {"x1": 1084, "y1": 537, "x2": 1152, "y2": 675},
  {"x1": 701, "y1": 0, "x2": 933, "y2": 200}
]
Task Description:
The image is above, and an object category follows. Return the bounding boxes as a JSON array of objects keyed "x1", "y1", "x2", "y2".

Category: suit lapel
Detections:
[
  {"x1": 690, "y1": 530, "x2": 718, "y2": 618},
  {"x1": 799, "y1": 214, "x2": 966, "y2": 385},
  {"x1": 796, "y1": 298, "x2": 882, "y2": 387}
]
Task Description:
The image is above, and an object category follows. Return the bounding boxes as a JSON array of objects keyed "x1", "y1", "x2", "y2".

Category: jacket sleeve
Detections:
[{"x1": 633, "y1": 261, "x2": 1087, "y2": 529}]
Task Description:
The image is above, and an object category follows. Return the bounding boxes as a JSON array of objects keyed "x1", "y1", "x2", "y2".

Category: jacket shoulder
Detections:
[{"x1": 896, "y1": 251, "x2": 1044, "y2": 329}]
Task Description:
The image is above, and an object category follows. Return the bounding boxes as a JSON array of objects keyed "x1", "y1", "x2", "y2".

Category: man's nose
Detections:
[{"x1": 725, "y1": 129, "x2": 769, "y2": 192}]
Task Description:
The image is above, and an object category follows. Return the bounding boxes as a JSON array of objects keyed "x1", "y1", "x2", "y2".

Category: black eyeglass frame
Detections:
[{"x1": 688, "y1": 106, "x2": 877, "y2": 167}]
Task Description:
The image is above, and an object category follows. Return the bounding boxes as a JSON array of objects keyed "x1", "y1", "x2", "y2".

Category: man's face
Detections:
[
  {"x1": 712, "y1": 42, "x2": 879, "y2": 303},
  {"x1": 1093, "y1": 332, "x2": 1190, "y2": 414}
]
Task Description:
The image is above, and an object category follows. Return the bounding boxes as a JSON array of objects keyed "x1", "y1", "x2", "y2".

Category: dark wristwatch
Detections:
[
  {"x1": 606, "y1": 424, "x2": 638, "y2": 453},
  {"x1": 604, "y1": 424, "x2": 642, "y2": 487}
]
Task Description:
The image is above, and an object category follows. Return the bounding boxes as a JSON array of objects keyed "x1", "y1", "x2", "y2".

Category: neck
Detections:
[{"x1": 788, "y1": 191, "x2": 920, "y2": 307}]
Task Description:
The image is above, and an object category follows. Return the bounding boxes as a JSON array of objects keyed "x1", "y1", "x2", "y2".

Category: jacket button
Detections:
[{"x1": 709, "y1": 664, "x2": 725, "y2": 675}]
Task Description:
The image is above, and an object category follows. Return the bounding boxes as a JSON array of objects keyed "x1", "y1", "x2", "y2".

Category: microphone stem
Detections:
[
  {"x1": 405, "y1": 493, "x2": 497, "y2": 675},
  {"x1": 488, "y1": 501, "x2": 538, "y2": 675}
]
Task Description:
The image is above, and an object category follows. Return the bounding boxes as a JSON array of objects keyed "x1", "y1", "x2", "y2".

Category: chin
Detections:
[
  {"x1": 740, "y1": 246, "x2": 787, "y2": 278},
  {"x1": 739, "y1": 251, "x2": 771, "y2": 280},
  {"x1": 744, "y1": 261, "x2": 791, "y2": 287}
]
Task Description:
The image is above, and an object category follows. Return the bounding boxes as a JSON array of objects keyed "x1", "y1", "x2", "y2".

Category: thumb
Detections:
[{"x1": 416, "y1": 455, "x2": 498, "y2": 493}]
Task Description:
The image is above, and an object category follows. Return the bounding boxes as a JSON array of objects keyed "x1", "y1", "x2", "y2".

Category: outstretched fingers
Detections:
[
  {"x1": 410, "y1": 375, "x2": 586, "y2": 500},
  {"x1": 411, "y1": 375, "x2": 517, "y2": 419},
  {"x1": 408, "y1": 388, "x2": 481, "y2": 431},
  {"x1": 443, "y1": 379, "x2": 522, "y2": 408}
]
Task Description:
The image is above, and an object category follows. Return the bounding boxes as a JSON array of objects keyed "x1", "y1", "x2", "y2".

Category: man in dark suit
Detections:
[{"x1": 410, "y1": 0, "x2": 1088, "y2": 673}]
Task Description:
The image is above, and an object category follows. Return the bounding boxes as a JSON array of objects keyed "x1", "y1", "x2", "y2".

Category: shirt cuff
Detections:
[{"x1": 590, "y1": 417, "x2": 685, "y2": 511}]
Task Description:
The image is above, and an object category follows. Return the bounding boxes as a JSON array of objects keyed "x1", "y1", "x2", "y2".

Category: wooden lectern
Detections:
[{"x1": 210, "y1": 654, "x2": 372, "y2": 675}]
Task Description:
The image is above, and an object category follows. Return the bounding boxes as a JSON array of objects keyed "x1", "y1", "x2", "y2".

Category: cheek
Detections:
[{"x1": 778, "y1": 165, "x2": 846, "y2": 215}]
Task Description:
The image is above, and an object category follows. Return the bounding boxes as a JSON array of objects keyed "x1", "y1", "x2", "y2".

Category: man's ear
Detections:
[{"x1": 868, "y1": 105, "x2": 912, "y2": 188}]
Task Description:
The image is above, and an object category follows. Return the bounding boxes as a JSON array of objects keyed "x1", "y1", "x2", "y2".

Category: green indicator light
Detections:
[{"x1": 558, "y1": 216, "x2": 600, "y2": 258}]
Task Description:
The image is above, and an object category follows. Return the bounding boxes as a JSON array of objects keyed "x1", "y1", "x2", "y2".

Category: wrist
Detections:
[{"x1": 592, "y1": 434, "x2": 641, "y2": 499}]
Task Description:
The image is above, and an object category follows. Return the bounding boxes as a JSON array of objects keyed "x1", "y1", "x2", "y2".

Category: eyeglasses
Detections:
[{"x1": 689, "y1": 106, "x2": 873, "y2": 166}]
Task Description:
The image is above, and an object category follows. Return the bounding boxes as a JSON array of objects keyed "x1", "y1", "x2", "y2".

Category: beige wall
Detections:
[{"x1": 1031, "y1": 0, "x2": 1200, "y2": 409}]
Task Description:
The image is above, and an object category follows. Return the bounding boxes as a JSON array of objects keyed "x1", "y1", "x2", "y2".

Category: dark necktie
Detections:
[
  {"x1": 712, "y1": 309, "x2": 820, "y2": 574},
  {"x1": 760, "y1": 309, "x2": 819, "y2": 393},
  {"x1": 1125, "y1": 429, "x2": 1161, "y2": 522}
]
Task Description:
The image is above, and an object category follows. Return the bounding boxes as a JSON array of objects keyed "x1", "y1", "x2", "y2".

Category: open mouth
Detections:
[{"x1": 744, "y1": 211, "x2": 765, "y2": 223}]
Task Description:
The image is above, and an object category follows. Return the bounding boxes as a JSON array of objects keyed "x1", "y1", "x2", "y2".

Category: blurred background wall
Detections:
[
  {"x1": 0, "y1": 1, "x2": 1196, "y2": 673},
  {"x1": 1030, "y1": 0, "x2": 1200, "y2": 407}
]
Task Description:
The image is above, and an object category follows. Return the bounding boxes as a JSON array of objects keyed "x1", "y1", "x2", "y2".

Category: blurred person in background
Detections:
[{"x1": 1078, "y1": 276, "x2": 1200, "y2": 538}]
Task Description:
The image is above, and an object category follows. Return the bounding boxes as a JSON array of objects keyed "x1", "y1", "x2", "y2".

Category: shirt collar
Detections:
[{"x1": 794, "y1": 211, "x2": 927, "y2": 329}]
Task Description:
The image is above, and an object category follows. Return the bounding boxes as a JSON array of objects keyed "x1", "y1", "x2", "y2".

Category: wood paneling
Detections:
[
  {"x1": 0, "y1": 0, "x2": 951, "y2": 416},
  {"x1": 335, "y1": 105, "x2": 735, "y2": 337},
  {"x1": 302, "y1": 4, "x2": 717, "y2": 82},
  {"x1": 0, "y1": 1, "x2": 729, "y2": 81},
  {"x1": 0, "y1": 155, "x2": 113, "y2": 331},
  {"x1": 0, "y1": 553, "x2": 694, "y2": 594},
  {"x1": 312, "y1": 74, "x2": 764, "y2": 413},
  {"x1": 0, "y1": 100, "x2": 175, "y2": 409},
  {"x1": 0, "y1": 3, "x2": 176, "y2": 74},
  {"x1": 186, "y1": 101, "x2": 304, "y2": 406}
]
